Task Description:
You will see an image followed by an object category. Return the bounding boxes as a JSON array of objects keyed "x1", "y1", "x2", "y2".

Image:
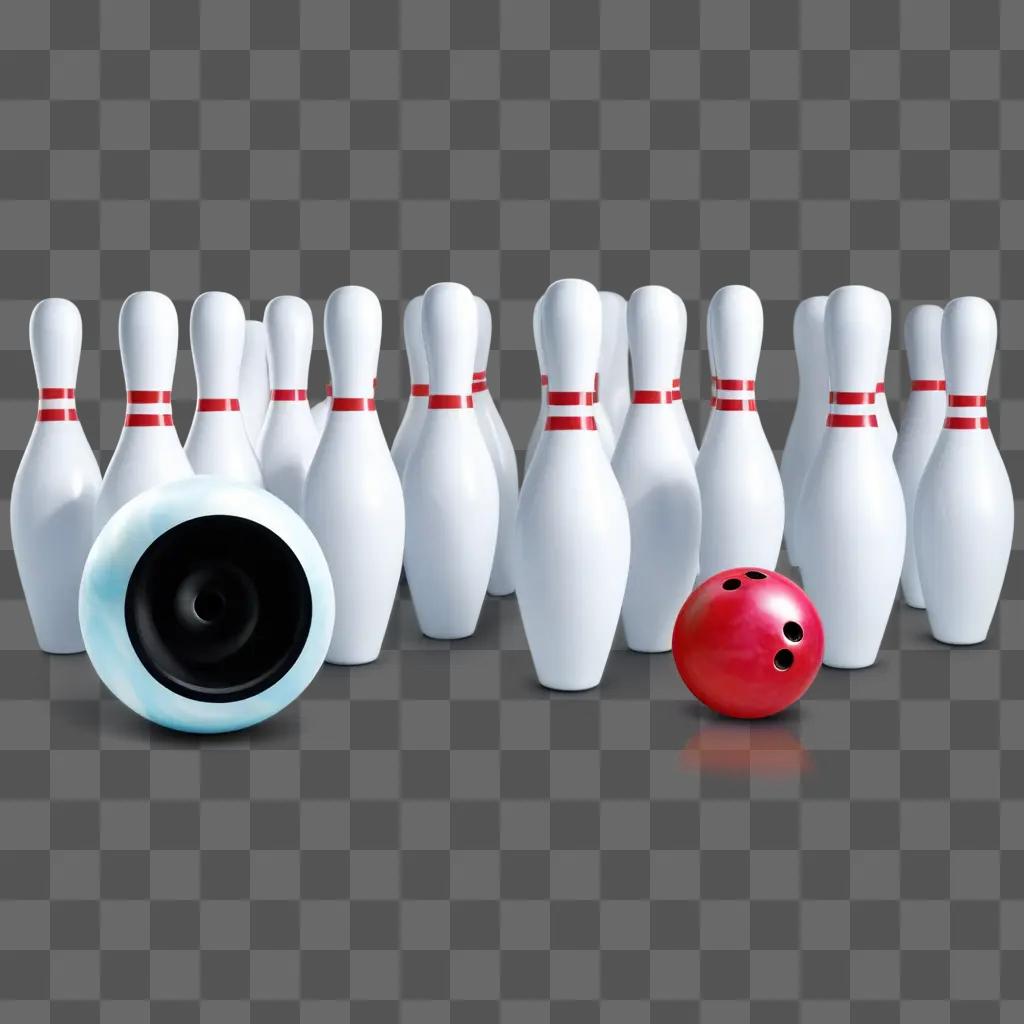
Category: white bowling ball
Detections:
[{"x1": 79, "y1": 476, "x2": 334, "y2": 734}]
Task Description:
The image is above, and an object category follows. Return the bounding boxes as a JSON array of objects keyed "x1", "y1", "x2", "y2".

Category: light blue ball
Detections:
[{"x1": 80, "y1": 477, "x2": 334, "y2": 734}]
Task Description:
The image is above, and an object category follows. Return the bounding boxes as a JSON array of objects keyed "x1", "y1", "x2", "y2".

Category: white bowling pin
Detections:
[
  {"x1": 874, "y1": 290, "x2": 898, "y2": 454},
  {"x1": 184, "y1": 292, "x2": 262, "y2": 485},
  {"x1": 11, "y1": 298, "x2": 101, "y2": 653},
  {"x1": 670, "y1": 291, "x2": 699, "y2": 462},
  {"x1": 695, "y1": 286, "x2": 785, "y2": 580},
  {"x1": 893, "y1": 304, "x2": 946, "y2": 608},
  {"x1": 473, "y1": 297, "x2": 519, "y2": 597},
  {"x1": 598, "y1": 291, "x2": 630, "y2": 441},
  {"x1": 797, "y1": 285, "x2": 906, "y2": 669},
  {"x1": 524, "y1": 296, "x2": 547, "y2": 476},
  {"x1": 402, "y1": 283, "x2": 499, "y2": 639},
  {"x1": 390, "y1": 295, "x2": 428, "y2": 479},
  {"x1": 515, "y1": 279, "x2": 630, "y2": 691},
  {"x1": 95, "y1": 291, "x2": 193, "y2": 534},
  {"x1": 238, "y1": 319, "x2": 269, "y2": 448},
  {"x1": 780, "y1": 296, "x2": 829, "y2": 568},
  {"x1": 612, "y1": 286, "x2": 701, "y2": 652},
  {"x1": 256, "y1": 296, "x2": 319, "y2": 513},
  {"x1": 304, "y1": 286, "x2": 404, "y2": 664},
  {"x1": 915, "y1": 297, "x2": 1013, "y2": 645}
]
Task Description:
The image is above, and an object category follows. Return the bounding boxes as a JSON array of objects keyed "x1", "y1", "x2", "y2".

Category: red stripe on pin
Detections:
[
  {"x1": 428, "y1": 394, "x2": 473, "y2": 409},
  {"x1": 197, "y1": 398, "x2": 240, "y2": 412},
  {"x1": 332, "y1": 397, "x2": 375, "y2": 411},
  {"x1": 632, "y1": 390, "x2": 674, "y2": 404},
  {"x1": 829, "y1": 391, "x2": 876, "y2": 405},
  {"x1": 546, "y1": 415, "x2": 597, "y2": 431},
  {"x1": 945, "y1": 416, "x2": 989, "y2": 429},
  {"x1": 125, "y1": 413, "x2": 174, "y2": 427},
  {"x1": 912, "y1": 380, "x2": 946, "y2": 391},
  {"x1": 876, "y1": 382, "x2": 885, "y2": 393},
  {"x1": 271, "y1": 389, "x2": 307, "y2": 401},
  {"x1": 716, "y1": 398, "x2": 757, "y2": 411},
  {"x1": 949, "y1": 394, "x2": 986, "y2": 407},
  {"x1": 410, "y1": 383, "x2": 429, "y2": 397},
  {"x1": 127, "y1": 390, "x2": 171, "y2": 404},
  {"x1": 827, "y1": 413, "x2": 877, "y2": 428},
  {"x1": 37, "y1": 408, "x2": 78, "y2": 422},
  {"x1": 472, "y1": 372, "x2": 487, "y2": 393},
  {"x1": 540, "y1": 374, "x2": 549, "y2": 386},
  {"x1": 548, "y1": 391, "x2": 593, "y2": 406},
  {"x1": 39, "y1": 387, "x2": 75, "y2": 399},
  {"x1": 717, "y1": 378, "x2": 755, "y2": 391}
]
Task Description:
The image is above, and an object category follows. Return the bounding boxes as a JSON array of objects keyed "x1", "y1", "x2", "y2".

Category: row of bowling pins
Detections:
[{"x1": 782, "y1": 289, "x2": 1013, "y2": 662}]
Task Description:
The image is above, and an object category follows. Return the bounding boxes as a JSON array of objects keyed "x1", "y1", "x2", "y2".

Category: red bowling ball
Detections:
[{"x1": 672, "y1": 568, "x2": 824, "y2": 719}]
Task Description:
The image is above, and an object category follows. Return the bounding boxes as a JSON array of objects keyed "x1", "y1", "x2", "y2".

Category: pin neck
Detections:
[
  {"x1": 36, "y1": 387, "x2": 78, "y2": 422},
  {"x1": 713, "y1": 378, "x2": 756, "y2": 411},
  {"x1": 911, "y1": 379, "x2": 946, "y2": 391},
  {"x1": 548, "y1": 390, "x2": 594, "y2": 407},
  {"x1": 632, "y1": 388, "x2": 675, "y2": 404},
  {"x1": 270, "y1": 389, "x2": 307, "y2": 401},
  {"x1": 825, "y1": 389, "x2": 878, "y2": 429}
]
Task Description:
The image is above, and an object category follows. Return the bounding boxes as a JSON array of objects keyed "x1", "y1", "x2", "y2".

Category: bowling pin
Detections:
[
  {"x1": 390, "y1": 295, "x2": 428, "y2": 479},
  {"x1": 524, "y1": 296, "x2": 547, "y2": 476},
  {"x1": 184, "y1": 292, "x2": 262, "y2": 485},
  {"x1": 304, "y1": 286, "x2": 404, "y2": 664},
  {"x1": 311, "y1": 383, "x2": 332, "y2": 433},
  {"x1": 598, "y1": 291, "x2": 630, "y2": 441},
  {"x1": 238, "y1": 319, "x2": 269, "y2": 448},
  {"x1": 695, "y1": 286, "x2": 785, "y2": 580},
  {"x1": 796, "y1": 285, "x2": 906, "y2": 669},
  {"x1": 779, "y1": 296, "x2": 828, "y2": 568},
  {"x1": 256, "y1": 296, "x2": 319, "y2": 513},
  {"x1": 473, "y1": 297, "x2": 519, "y2": 596},
  {"x1": 11, "y1": 298, "x2": 102, "y2": 653},
  {"x1": 670, "y1": 291, "x2": 699, "y2": 462},
  {"x1": 515, "y1": 279, "x2": 631, "y2": 690},
  {"x1": 612, "y1": 286, "x2": 701, "y2": 652},
  {"x1": 874, "y1": 290, "x2": 898, "y2": 454},
  {"x1": 95, "y1": 291, "x2": 193, "y2": 534},
  {"x1": 892, "y1": 304, "x2": 945, "y2": 608},
  {"x1": 915, "y1": 297, "x2": 1013, "y2": 645},
  {"x1": 402, "y1": 283, "x2": 499, "y2": 639}
]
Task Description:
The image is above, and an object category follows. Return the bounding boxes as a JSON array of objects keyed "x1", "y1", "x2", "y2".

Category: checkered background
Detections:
[{"x1": 1, "y1": 0, "x2": 1022, "y2": 1019}]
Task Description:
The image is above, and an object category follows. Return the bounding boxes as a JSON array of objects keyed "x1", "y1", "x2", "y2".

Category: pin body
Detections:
[
  {"x1": 599, "y1": 291, "x2": 630, "y2": 441},
  {"x1": 402, "y1": 283, "x2": 499, "y2": 639},
  {"x1": 892, "y1": 305, "x2": 946, "y2": 608},
  {"x1": 612, "y1": 287, "x2": 701, "y2": 652},
  {"x1": 11, "y1": 299, "x2": 102, "y2": 653},
  {"x1": 915, "y1": 297, "x2": 1013, "y2": 644},
  {"x1": 95, "y1": 291, "x2": 193, "y2": 534},
  {"x1": 780, "y1": 296, "x2": 829, "y2": 568},
  {"x1": 256, "y1": 296, "x2": 319, "y2": 513},
  {"x1": 304, "y1": 287, "x2": 404, "y2": 664},
  {"x1": 473, "y1": 297, "x2": 519, "y2": 596},
  {"x1": 671, "y1": 292, "x2": 699, "y2": 463},
  {"x1": 515, "y1": 279, "x2": 630, "y2": 690},
  {"x1": 695, "y1": 286, "x2": 784, "y2": 580},
  {"x1": 390, "y1": 296, "x2": 428, "y2": 480},
  {"x1": 238, "y1": 320, "x2": 269, "y2": 448},
  {"x1": 184, "y1": 292, "x2": 262, "y2": 485},
  {"x1": 797, "y1": 285, "x2": 905, "y2": 669},
  {"x1": 524, "y1": 297, "x2": 547, "y2": 477}
]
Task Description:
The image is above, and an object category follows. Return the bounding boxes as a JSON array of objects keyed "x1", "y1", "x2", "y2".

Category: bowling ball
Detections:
[
  {"x1": 80, "y1": 477, "x2": 334, "y2": 734},
  {"x1": 672, "y1": 568, "x2": 824, "y2": 719}
]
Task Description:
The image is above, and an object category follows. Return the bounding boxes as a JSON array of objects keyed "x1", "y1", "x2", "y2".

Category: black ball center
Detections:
[{"x1": 125, "y1": 515, "x2": 313, "y2": 704}]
